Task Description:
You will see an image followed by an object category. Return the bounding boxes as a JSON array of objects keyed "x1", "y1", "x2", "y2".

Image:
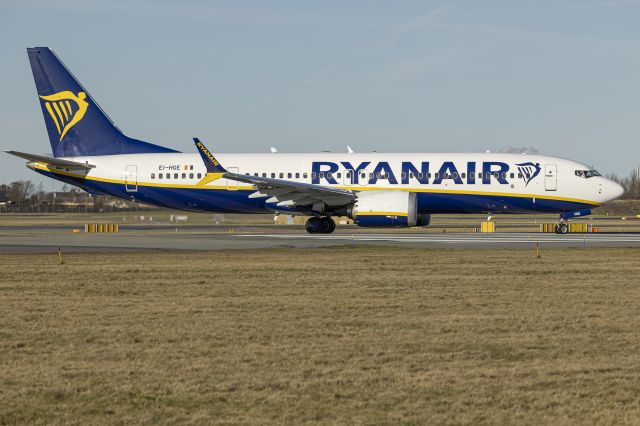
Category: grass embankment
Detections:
[{"x1": 1, "y1": 247, "x2": 640, "y2": 424}]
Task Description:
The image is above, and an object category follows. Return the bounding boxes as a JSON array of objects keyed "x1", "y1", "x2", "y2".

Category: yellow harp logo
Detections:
[{"x1": 40, "y1": 91, "x2": 89, "y2": 141}]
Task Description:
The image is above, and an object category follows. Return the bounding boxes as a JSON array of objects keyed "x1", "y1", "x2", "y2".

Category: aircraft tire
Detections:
[
  {"x1": 321, "y1": 217, "x2": 336, "y2": 234},
  {"x1": 305, "y1": 217, "x2": 322, "y2": 234},
  {"x1": 556, "y1": 222, "x2": 569, "y2": 234}
]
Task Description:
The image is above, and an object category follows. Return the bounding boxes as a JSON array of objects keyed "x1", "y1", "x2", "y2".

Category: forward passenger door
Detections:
[{"x1": 544, "y1": 164, "x2": 557, "y2": 191}]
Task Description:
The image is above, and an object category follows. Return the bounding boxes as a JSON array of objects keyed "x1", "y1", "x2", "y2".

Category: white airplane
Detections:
[{"x1": 5, "y1": 47, "x2": 624, "y2": 234}]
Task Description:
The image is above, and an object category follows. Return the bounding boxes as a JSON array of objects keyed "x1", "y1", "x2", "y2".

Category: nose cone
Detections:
[{"x1": 606, "y1": 180, "x2": 624, "y2": 201}]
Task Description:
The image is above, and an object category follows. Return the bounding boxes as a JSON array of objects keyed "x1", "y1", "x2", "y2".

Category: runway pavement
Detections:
[{"x1": 1, "y1": 228, "x2": 640, "y2": 252}]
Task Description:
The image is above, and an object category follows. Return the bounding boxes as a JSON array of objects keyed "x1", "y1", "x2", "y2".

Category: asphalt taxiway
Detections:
[{"x1": 1, "y1": 228, "x2": 640, "y2": 252}]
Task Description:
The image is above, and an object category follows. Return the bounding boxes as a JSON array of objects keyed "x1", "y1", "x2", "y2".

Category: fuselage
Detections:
[{"x1": 30, "y1": 152, "x2": 623, "y2": 215}]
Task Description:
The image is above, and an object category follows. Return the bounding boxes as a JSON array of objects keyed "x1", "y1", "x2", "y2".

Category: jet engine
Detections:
[{"x1": 351, "y1": 190, "x2": 417, "y2": 227}]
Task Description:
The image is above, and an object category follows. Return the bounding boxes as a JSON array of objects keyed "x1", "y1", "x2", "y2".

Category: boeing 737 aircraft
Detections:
[{"x1": 5, "y1": 47, "x2": 624, "y2": 234}]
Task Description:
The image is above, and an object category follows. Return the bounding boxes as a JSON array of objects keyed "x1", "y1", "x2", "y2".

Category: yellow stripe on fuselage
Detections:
[
  {"x1": 357, "y1": 211, "x2": 409, "y2": 217},
  {"x1": 196, "y1": 172, "x2": 225, "y2": 186},
  {"x1": 31, "y1": 163, "x2": 602, "y2": 206}
]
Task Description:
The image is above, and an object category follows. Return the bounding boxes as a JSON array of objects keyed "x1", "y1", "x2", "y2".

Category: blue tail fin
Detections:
[{"x1": 27, "y1": 47, "x2": 177, "y2": 157}]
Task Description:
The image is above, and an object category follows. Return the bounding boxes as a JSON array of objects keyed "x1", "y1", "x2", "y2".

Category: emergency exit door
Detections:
[
  {"x1": 226, "y1": 167, "x2": 239, "y2": 190},
  {"x1": 544, "y1": 164, "x2": 557, "y2": 191}
]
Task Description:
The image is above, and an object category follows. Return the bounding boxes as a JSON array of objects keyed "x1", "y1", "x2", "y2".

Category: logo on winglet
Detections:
[
  {"x1": 196, "y1": 140, "x2": 220, "y2": 166},
  {"x1": 516, "y1": 162, "x2": 541, "y2": 186},
  {"x1": 40, "y1": 91, "x2": 89, "y2": 141}
]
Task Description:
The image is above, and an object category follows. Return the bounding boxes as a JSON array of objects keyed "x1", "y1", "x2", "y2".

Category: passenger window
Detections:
[
  {"x1": 279, "y1": 173, "x2": 284, "y2": 178},
  {"x1": 197, "y1": 173, "x2": 202, "y2": 179},
  {"x1": 182, "y1": 173, "x2": 186, "y2": 179},
  {"x1": 510, "y1": 173, "x2": 514, "y2": 178},
  {"x1": 461, "y1": 173, "x2": 466, "y2": 179},
  {"x1": 304, "y1": 173, "x2": 308, "y2": 179},
  {"x1": 319, "y1": 172, "x2": 325, "y2": 178},
  {"x1": 435, "y1": 173, "x2": 440, "y2": 179},
  {"x1": 452, "y1": 172, "x2": 459, "y2": 179},
  {"x1": 327, "y1": 172, "x2": 332, "y2": 179},
  {"x1": 337, "y1": 172, "x2": 341, "y2": 179},
  {"x1": 271, "y1": 173, "x2": 275, "y2": 178},
  {"x1": 287, "y1": 173, "x2": 292, "y2": 178},
  {"x1": 262, "y1": 173, "x2": 266, "y2": 177},
  {"x1": 311, "y1": 172, "x2": 317, "y2": 179},
  {"x1": 174, "y1": 173, "x2": 178, "y2": 179},
  {"x1": 295, "y1": 173, "x2": 300, "y2": 178},
  {"x1": 151, "y1": 173, "x2": 155, "y2": 179},
  {"x1": 189, "y1": 173, "x2": 194, "y2": 178}
]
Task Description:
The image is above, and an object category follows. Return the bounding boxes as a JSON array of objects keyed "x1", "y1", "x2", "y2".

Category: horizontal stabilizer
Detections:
[{"x1": 3, "y1": 150, "x2": 95, "y2": 169}]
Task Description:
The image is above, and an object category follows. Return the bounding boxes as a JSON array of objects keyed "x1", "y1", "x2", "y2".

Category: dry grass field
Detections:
[{"x1": 1, "y1": 247, "x2": 640, "y2": 425}]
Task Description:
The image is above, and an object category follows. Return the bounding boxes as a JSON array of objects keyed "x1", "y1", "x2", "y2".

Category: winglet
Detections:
[
  {"x1": 193, "y1": 138, "x2": 227, "y2": 186},
  {"x1": 194, "y1": 138, "x2": 227, "y2": 173}
]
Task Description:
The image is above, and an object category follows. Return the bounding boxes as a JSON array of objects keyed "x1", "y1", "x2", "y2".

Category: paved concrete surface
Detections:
[{"x1": 1, "y1": 228, "x2": 640, "y2": 252}]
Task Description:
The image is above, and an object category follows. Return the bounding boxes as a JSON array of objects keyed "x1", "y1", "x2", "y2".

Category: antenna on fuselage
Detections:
[
  {"x1": 270, "y1": 147, "x2": 278, "y2": 153},
  {"x1": 347, "y1": 146, "x2": 354, "y2": 154}
]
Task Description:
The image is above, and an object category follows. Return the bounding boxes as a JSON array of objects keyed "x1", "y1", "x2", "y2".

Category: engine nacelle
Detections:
[{"x1": 352, "y1": 191, "x2": 417, "y2": 227}]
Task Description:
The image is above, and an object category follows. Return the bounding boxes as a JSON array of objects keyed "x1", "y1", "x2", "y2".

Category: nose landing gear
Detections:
[
  {"x1": 555, "y1": 221, "x2": 569, "y2": 234},
  {"x1": 305, "y1": 217, "x2": 336, "y2": 234}
]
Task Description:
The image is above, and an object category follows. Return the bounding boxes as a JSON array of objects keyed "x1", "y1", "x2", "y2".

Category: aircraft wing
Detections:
[
  {"x1": 193, "y1": 138, "x2": 355, "y2": 209},
  {"x1": 225, "y1": 172, "x2": 355, "y2": 207},
  {"x1": 3, "y1": 150, "x2": 95, "y2": 169}
]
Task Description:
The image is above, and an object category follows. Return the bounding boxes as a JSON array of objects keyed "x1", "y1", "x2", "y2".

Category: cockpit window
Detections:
[{"x1": 575, "y1": 170, "x2": 601, "y2": 178}]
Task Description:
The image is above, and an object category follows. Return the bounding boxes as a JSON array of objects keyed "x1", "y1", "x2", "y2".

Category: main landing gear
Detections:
[{"x1": 305, "y1": 217, "x2": 336, "y2": 234}]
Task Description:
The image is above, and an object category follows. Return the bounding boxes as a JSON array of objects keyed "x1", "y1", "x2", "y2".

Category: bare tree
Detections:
[{"x1": 6, "y1": 180, "x2": 35, "y2": 211}]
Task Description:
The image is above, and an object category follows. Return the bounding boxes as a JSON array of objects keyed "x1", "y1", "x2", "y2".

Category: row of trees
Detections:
[{"x1": 0, "y1": 181, "x2": 153, "y2": 213}]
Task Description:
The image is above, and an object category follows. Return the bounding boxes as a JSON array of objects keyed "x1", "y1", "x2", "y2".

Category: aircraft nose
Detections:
[{"x1": 607, "y1": 179, "x2": 624, "y2": 201}]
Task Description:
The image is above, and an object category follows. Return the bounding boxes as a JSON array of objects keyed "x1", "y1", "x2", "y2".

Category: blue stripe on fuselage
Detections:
[{"x1": 35, "y1": 168, "x2": 595, "y2": 214}]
